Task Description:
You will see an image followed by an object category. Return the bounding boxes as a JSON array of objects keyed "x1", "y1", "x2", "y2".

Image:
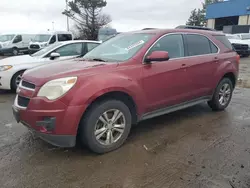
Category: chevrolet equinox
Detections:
[{"x1": 12, "y1": 29, "x2": 239, "y2": 153}]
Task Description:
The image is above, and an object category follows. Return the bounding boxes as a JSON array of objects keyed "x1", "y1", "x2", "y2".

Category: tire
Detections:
[
  {"x1": 208, "y1": 78, "x2": 233, "y2": 111},
  {"x1": 11, "y1": 71, "x2": 24, "y2": 91},
  {"x1": 79, "y1": 100, "x2": 132, "y2": 154},
  {"x1": 12, "y1": 48, "x2": 19, "y2": 56}
]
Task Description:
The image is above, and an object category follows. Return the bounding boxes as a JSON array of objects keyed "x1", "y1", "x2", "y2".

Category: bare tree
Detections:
[{"x1": 63, "y1": 0, "x2": 112, "y2": 40}]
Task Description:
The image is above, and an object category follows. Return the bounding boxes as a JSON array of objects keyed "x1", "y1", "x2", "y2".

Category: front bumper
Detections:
[
  {"x1": 0, "y1": 71, "x2": 12, "y2": 90},
  {"x1": 234, "y1": 48, "x2": 250, "y2": 56},
  {"x1": 12, "y1": 94, "x2": 86, "y2": 148},
  {"x1": 28, "y1": 48, "x2": 40, "y2": 54}
]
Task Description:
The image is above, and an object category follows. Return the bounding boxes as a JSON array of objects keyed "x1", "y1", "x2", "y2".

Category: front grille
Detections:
[
  {"x1": 17, "y1": 95, "x2": 30, "y2": 108},
  {"x1": 21, "y1": 80, "x2": 35, "y2": 89},
  {"x1": 30, "y1": 44, "x2": 40, "y2": 49},
  {"x1": 232, "y1": 43, "x2": 249, "y2": 50}
]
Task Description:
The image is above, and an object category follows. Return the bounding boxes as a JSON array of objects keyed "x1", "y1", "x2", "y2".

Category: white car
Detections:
[
  {"x1": 226, "y1": 34, "x2": 250, "y2": 57},
  {"x1": 0, "y1": 40, "x2": 101, "y2": 91}
]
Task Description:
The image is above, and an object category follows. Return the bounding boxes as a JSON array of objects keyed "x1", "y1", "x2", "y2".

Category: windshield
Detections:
[
  {"x1": 241, "y1": 34, "x2": 250, "y2": 40},
  {"x1": 0, "y1": 34, "x2": 15, "y2": 42},
  {"x1": 33, "y1": 34, "x2": 51, "y2": 42},
  {"x1": 84, "y1": 33, "x2": 154, "y2": 62},
  {"x1": 31, "y1": 43, "x2": 62, "y2": 57},
  {"x1": 98, "y1": 34, "x2": 115, "y2": 42},
  {"x1": 226, "y1": 35, "x2": 241, "y2": 40}
]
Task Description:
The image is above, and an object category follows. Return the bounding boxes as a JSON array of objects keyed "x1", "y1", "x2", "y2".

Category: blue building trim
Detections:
[{"x1": 206, "y1": 0, "x2": 250, "y2": 19}]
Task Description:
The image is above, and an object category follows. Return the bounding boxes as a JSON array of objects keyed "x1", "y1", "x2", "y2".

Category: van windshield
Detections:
[
  {"x1": 84, "y1": 33, "x2": 154, "y2": 62},
  {"x1": 33, "y1": 34, "x2": 51, "y2": 42},
  {"x1": 241, "y1": 34, "x2": 250, "y2": 40},
  {"x1": 0, "y1": 35, "x2": 15, "y2": 42},
  {"x1": 31, "y1": 43, "x2": 62, "y2": 57}
]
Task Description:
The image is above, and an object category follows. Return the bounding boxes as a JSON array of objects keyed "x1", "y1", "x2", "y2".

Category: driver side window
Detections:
[
  {"x1": 148, "y1": 34, "x2": 184, "y2": 59},
  {"x1": 49, "y1": 35, "x2": 56, "y2": 44},
  {"x1": 13, "y1": 35, "x2": 22, "y2": 43},
  {"x1": 54, "y1": 43, "x2": 83, "y2": 57}
]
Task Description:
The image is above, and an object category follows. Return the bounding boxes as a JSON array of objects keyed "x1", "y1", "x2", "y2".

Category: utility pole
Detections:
[
  {"x1": 66, "y1": 0, "x2": 70, "y2": 31},
  {"x1": 52, "y1": 21, "x2": 55, "y2": 31}
]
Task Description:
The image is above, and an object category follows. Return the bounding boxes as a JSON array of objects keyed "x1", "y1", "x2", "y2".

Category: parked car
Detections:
[
  {"x1": 29, "y1": 31, "x2": 73, "y2": 54},
  {"x1": 0, "y1": 34, "x2": 35, "y2": 55},
  {"x1": 0, "y1": 40, "x2": 100, "y2": 91},
  {"x1": 226, "y1": 34, "x2": 250, "y2": 57},
  {"x1": 12, "y1": 29, "x2": 239, "y2": 154}
]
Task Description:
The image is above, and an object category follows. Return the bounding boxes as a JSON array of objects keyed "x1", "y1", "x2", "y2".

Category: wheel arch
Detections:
[
  {"x1": 10, "y1": 69, "x2": 26, "y2": 89},
  {"x1": 222, "y1": 72, "x2": 236, "y2": 88},
  {"x1": 80, "y1": 91, "x2": 138, "y2": 125}
]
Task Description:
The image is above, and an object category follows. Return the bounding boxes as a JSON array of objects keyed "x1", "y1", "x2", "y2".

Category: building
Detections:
[{"x1": 206, "y1": 0, "x2": 250, "y2": 30}]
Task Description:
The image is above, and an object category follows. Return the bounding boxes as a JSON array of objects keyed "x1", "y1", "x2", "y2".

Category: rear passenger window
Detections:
[
  {"x1": 214, "y1": 35, "x2": 233, "y2": 50},
  {"x1": 186, "y1": 34, "x2": 211, "y2": 56},
  {"x1": 148, "y1": 34, "x2": 184, "y2": 59},
  {"x1": 210, "y1": 42, "x2": 218, "y2": 53}
]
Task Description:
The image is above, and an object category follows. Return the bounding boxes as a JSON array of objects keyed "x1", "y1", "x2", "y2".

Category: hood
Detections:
[
  {"x1": 23, "y1": 59, "x2": 118, "y2": 86},
  {"x1": 0, "y1": 41, "x2": 11, "y2": 46},
  {"x1": 0, "y1": 55, "x2": 41, "y2": 65},
  {"x1": 228, "y1": 39, "x2": 250, "y2": 45},
  {"x1": 30, "y1": 42, "x2": 48, "y2": 45}
]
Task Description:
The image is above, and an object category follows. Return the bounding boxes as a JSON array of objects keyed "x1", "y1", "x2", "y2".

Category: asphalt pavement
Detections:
[{"x1": 0, "y1": 57, "x2": 250, "y2": 188}]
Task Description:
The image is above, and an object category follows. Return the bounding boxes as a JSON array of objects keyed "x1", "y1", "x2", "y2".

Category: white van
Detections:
[
  {"x1": 0, "y1": 34, "x2": 35, "y2": 55},
  {"x1": 29, "y1": 31, "x2": 73, "y2": 54}
]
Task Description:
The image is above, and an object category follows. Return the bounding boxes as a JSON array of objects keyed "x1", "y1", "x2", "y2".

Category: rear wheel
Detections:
[
  {"x1": 79, "y1": 100, "x2": 132, "y2": 154},
  {"x1": 208, "y1": 78, "x2": 233, "y2": 111},
  {"x1": 11, "y1": 71, "x2": 24, "y2": 91}
]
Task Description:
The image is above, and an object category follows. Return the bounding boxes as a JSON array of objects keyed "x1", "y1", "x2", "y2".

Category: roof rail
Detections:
[{"x1": 175, "y1": 25, "x2": 216, "y2": 31}]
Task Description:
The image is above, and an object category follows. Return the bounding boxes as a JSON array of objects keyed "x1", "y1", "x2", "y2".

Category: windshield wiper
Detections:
[{"x1": 92, "y1": 58, "x2": 106, "y2": 62}]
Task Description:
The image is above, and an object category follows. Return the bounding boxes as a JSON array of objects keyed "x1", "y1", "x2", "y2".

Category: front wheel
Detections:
[
  {"x1": 79, "y1": 100, "x2": 132, "y2": 154},
  {"x1": 208, "y1": 78, "x2": 233, "y2": 111},
  {"x1": 12, "y1": 48, "x2": 19, "y2": 56},
  {"x1": 11, "y1": 71, "x2": 24, "y2": 91}
]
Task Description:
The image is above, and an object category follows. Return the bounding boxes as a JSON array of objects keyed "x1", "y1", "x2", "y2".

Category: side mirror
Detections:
[
  {"x1": 50, "y1": 52, "x2": 60, "y2": 60},
  {"x1": 145, "y1": 51, "x2": 169, "y2": 63}
]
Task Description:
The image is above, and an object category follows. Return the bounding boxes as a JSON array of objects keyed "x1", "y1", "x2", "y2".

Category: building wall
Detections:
[
  {"x1": 207, "y1": 19, "x2": 215, "y2": 29},
  {"x1": 206, "y1": 0, "x2": 250, "y2": 19},
  {"x1": 239, "y1": 15, "x2": 249, "y2": 25}
]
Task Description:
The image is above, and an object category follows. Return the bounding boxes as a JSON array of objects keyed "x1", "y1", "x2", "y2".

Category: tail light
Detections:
[{"x1": 236, "y1": 55, "x2": 240, "y2": 64}]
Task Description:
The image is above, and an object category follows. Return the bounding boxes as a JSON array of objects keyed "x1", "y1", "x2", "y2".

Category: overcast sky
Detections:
[{"x1": 0, "y1": 0, "x2": 203, "y2": 34}]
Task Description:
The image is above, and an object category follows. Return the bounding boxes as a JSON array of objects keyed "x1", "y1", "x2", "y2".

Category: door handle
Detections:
[
  {"x1": 181, "y1": 63, "x2": 186, "y2": 67},
  {"x1": 213, "y1": 57, "x2": 219, "y2": 63}
]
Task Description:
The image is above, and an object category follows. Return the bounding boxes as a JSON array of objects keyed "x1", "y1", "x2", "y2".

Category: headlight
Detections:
[
  {"x1": 37, "y1": 77, "x2": 77, "y2": 100},
  {"x1": 40, "y1": 43, "x2": 48, "y2": 47},
  {"x1": 0, "y1": 65, "x2": 12, "y2": 71},
  {"x1": 2, "y1": 42, "x2": 10, "y2": 47}
]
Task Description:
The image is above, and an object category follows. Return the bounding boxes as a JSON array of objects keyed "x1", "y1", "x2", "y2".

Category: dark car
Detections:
[{"x1": 13, "y1": 29, "x2": 239, "y2": 154}]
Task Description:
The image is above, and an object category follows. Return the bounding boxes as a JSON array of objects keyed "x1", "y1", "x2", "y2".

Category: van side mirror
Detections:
[
  {"x1": 145, "y1": 51, "x2": 169, "y2": 63},
  {"x1": 50, "y1": 52, "x2": 60, "y2": 60}
]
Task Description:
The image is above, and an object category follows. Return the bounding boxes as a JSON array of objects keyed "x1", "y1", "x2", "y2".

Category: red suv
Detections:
[{"x1": 12, "y1": 29, "x2": 239, "y2": 153}]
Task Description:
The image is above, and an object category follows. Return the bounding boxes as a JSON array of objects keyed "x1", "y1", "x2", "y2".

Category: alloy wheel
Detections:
[
  {"x1": 218, "y1": 83, "x2": 231, "y2": 106},
  {"x1": 94, "y1": 109, "x2": 126, "y2": 146}
]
